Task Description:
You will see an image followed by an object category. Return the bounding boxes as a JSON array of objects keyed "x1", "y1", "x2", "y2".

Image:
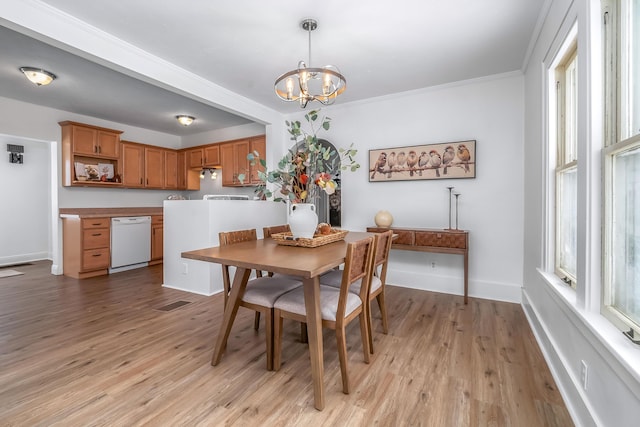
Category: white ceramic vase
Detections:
[{"x1": 289, "y1": 203, "x2": 318, "y2": 239}]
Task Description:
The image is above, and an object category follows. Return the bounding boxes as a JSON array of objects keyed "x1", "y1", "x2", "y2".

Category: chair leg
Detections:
[
  {"x1": 377, "y1": 291, "x2": 389, "y2": 334},
  {"x1": 300, "y1": 322, "x2": 308, "y2": 343},
  {"x1": 254, "y1": 312, "x2": 261, "y2": 331},
  {"x1": 265, "y1": 310, "x2": 273, "y2": 371},
  {"x1": 335, "y1": 327, "x2": 350, "y2": 394},
  {"x1": 359, "y1": 311, "x2": 371, "y2": 363},
  {"x1": 367, "y1": 302, "x2": 375, "y2": 355},
  {"x1": 273, "y1": 309, "x2": 283, "y2": 371}
]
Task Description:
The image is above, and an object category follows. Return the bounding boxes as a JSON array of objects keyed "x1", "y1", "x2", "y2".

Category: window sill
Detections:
[{"x1": 537, "y1": 269, "x2": 640, "y2": 390}]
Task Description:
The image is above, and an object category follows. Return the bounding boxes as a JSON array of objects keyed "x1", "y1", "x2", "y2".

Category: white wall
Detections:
[
  {"x1": 522, "y1": 0, "x2": 640, "y2": 426},
  {"x1": 288, "y1": 73, "x2": 525, "y2": 303},
  {"x1": 0, "y1": 133, "x2": 50, "y2": 265}
]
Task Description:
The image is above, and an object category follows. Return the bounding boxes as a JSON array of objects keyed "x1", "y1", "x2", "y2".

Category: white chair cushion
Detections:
[
  {"x1": 274, "y1": 285, "x2": 362, "y2": 321},
  {"x1": 241, "y1": 276, "x2": 302, "y2": 307},
  {"x1": 319, "y1": 271, "x2": 381, "y2": 295}
]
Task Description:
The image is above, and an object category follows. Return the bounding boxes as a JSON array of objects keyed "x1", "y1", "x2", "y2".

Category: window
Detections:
[
  {"x1": 550, "y1": 29, "x2": 578, "y2": 287},
  {"x1": 603, "y1": 0, "x2": 640, "y2": 335}
]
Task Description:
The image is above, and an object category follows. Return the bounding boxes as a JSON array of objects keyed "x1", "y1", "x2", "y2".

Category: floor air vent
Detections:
[{"x1": 156, "y1": 301, "x2": 191, "y2": 311}]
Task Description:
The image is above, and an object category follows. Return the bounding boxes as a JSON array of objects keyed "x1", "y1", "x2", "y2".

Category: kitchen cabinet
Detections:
[
  {"x1": 144, "y1": 146, "x2": 164, "y2": 188},
  {"x1": 150, "y1": 215, "x2": 163, "y2": 264},
  {"x1": 221, "y1": 139, "x2": 251, "y2": 186},
  {"x1": 62, "y1": 217, "x2": 111, "y2": 279},
  {"x1": 60, "y1": 121, "x2": 123, "y2": 187},
  {"x1": 178, "y1": 151, "x2": 200, "y2": 191},
  {"x1": 121, "y1": 142, "x2": 145, "y2": 188},
  {"x1": 164, "y1": 150, "x2": 178, "y2": 189},
  {"x1": 221, "y1": 136, "x2": 266, "y2": 186},
  {"x1": 248, "y1": 136, "x2": 266, "y2": 184},
  {"x1": 187, "y1": 144, "x2": 221, "y2": 168}
]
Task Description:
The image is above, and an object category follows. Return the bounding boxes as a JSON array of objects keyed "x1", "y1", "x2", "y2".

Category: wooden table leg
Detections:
[
  {"x1": 211, "y1": 267, "x2": 251, "y2": 366},
  {"x1": 303, "y1": 276, "x2": 325, "y2": 410},
  {"x1": 463, "y1": 250, "x2": 469, "y2": 304}
]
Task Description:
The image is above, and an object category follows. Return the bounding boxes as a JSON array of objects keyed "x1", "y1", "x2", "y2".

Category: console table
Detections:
[{"x1": 367, "y1": 227, "x2": 470, "y2": 304}]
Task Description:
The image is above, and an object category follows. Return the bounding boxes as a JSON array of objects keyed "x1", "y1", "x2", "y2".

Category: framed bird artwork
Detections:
[{"x1": 368, "y1": 140, "x2": 476, "y2": 182}]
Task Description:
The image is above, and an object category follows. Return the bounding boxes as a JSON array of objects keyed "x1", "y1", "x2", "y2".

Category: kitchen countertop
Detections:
[{"x1": 59, "y1": 207, "x2": 163, "y2": 218}]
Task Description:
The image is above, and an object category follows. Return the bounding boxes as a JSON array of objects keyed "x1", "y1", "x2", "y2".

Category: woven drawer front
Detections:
[
  {"x1": 415, "y1": 231, "x2": 466, "y2": 249},
  {"x1": 82, "y1": 218, "x2": 110, "y2": 229},
  {"x1": 82, "y1": 248, "x2": 110, "y2": 270},
  {"x1": 83, "y1": 229, "x2": 109, "y2": 249},
  {"x1": 392, "y1": 230, "x2": 415, "y2": 246}
]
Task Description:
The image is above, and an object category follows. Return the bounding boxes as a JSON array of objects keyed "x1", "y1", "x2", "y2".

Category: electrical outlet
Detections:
[
  {"x1": 431, "y1": 262, "x2": 436, "y2": 268},
  {"x1": 580, "y1": 360, "x2": 588, "y2": 390},
  {"x1": 182, "y1": 263, "x2": 188, "y2": 275}
]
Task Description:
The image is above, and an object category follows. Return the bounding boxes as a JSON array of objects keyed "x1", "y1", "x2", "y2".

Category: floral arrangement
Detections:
[{"x1": 241, "y1": 110, "x2": 359, "y2": 203}]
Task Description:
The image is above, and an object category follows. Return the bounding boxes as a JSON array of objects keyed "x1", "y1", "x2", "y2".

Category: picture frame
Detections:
[{"x1": 369, "y1": 140, "x2": 476, "y2": 182}]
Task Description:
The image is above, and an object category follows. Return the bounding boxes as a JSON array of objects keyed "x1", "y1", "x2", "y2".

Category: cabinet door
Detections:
[
  {"x1": 164, "y1": 150, "x2": 178, "y2": 189},
  {"x1": 187, "y1": 148, "x2": 204, "y2": 168},
  {"x1": 249, "y1": 136, "x2": 266, "y2": 183},
  {"x1": 72, "y1": 125, "x2": 97, "y2": 155},
  {"x1": 97, "y1": 131, "x2": 120, "y2": 158},
  {"x1": 151, "y1": 216, "x2": 163, "y2": 261},
  {"x1": 234, "y1": 140, "x2": 250, "y2": 184},
  {"x1": 121, "y1": 143, "x2": 144, "y2": 187},
  {"x1": 220, "y1": 143, "x2": 236, "y2": 186},
  {"x1": 145, "y1": 147, "x2": 164, "y2": 188},
  {"x1": 203, "y1": 145, "x2": 221, "y2": 167}
]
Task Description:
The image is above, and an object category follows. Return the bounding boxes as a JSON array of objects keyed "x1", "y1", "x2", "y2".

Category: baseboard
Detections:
[
  {"x1": 521, "y1": 289, "x2": 598, "y2": 427},
  {"x1": 161, "y1": 283, "x2": 220, "y2": 297},
  {"x1": 388, "y1": 268, "x2": 521, "y2": 303},
  {"x1": 0, "y1": 252, "x2": 49, "y2": 268}
]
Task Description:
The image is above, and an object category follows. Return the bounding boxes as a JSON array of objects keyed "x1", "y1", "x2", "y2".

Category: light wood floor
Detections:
[{"x1": 0, "y1": 261, "x2": 573, "y2": 426}]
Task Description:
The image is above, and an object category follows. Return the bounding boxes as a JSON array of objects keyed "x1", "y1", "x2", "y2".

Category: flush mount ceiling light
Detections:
[
  {"x1": 274, "y1": 18, "x2": 346, "y2": 108},
  {"x1": 19, "y1": 67, "x2": 56, "y2": 86},
  {"x1": 176, "y1": 115, "x2": 195, "y2": 126}
]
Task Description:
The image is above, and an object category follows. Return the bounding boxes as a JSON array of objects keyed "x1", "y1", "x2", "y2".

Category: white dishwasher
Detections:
[{"x1": 109, "y1": 216, "x2": 151, "y2": 273}]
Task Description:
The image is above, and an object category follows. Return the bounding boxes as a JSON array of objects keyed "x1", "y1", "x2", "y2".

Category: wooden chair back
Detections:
[
  {"x1": 336, "y1": 236, "x2": 375, "y2": 322},
  {"x1": 218, "y1": 228, "x2": 261, "y2": 307},
  {"x1": 263, "y1": 224, "x2": 290, "y2": 238},
  {"x1": 373, "y1": 229, "x2": 393, "y2": 281}
]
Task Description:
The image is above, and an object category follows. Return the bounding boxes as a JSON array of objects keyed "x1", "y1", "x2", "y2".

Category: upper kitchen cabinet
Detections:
[
  {"x1": 164, "y1": 150, "x2": 178, "y2": 189},
  {"x1": 60, "y1": 121, "x2": 123, "y2": 187},
  {"x1": 60, "y1": 121, "x2": 121, "y2": 158},
  {"x1": 221, "y1": 136, "x2": 265, "y2": 186},
  {"x1": 144, "y1": 146, "x2": 164, "y2": 189},
  {"x1": 120, "y1": 141, "x2": 145, "y2": 188},
  {"x1": 248, "y1": 136, "x2": 266, "y2": 184},
  {"x1": 187, "y1": 144, "x2": 221, "y2": 168}
]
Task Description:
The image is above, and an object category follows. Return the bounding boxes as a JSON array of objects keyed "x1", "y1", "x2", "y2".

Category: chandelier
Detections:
[{"x1": 274, "y1": 19, "x2": 346, "y2": 108}]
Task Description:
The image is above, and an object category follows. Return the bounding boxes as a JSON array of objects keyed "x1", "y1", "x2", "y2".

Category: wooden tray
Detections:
[{"x1": 271, "y1": 229, "x2": 348, "y2": 248}]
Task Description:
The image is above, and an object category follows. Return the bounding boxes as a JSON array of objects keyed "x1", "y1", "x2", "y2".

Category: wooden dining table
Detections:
[{"x1": 181, "y1": 231, "x2": 372, "y2": 411}]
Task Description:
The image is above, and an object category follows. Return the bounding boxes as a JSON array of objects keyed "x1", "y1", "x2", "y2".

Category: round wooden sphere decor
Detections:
[{"x1": 374, "y1": 210, "x2": 393, "y2": 228}]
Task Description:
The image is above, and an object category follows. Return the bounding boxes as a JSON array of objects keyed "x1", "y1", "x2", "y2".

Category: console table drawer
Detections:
[
  {"x1": 415, "y1": 231, "x2": 467, "y2": 249},
  {"x1": 393, "y1": 230, "x2": 415, "y2": 246}
]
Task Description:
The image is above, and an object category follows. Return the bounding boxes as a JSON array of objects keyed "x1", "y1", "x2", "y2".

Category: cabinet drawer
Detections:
[
  {"x1": 83, "y1": 229, "x2": 109, "y2": 249},
  {"x1": 82, "y1": 218, "x2": 110, "y2": 229},
  {"x1": 393, "y1": 230, "x2": 415, "y2": 246},
  {"x1": 415, "y1": 231, "x2": 466, "y2": 249},
  {"x1": 82, "y1": 248, "x2": 110, "y2": 270}
]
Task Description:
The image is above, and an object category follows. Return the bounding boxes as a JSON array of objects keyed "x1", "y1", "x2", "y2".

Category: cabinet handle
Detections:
[
  {"x1": 98, "y1": 146, "x2": 101, "y2": 154},
  {"x1": 92, "y1": 233, "x2": 101, "y2": 236},
  {"x1": 92, "y1": 254, "x2": 102, "y2": 257},
  {"x1": 91, "y1": 223, "x2": 101, "y2": 226},
  {"x1": 140, "y1": 178, "x2": 143, "y2": 185}
]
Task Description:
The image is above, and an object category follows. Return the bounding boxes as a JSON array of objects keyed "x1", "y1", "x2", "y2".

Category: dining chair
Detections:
[
  {"x1": 218, "y1": 228, "x2": 302, "y2": 370},
  {"x1": 319, "y1": 229, "x2": 393, "y2": 354},
  {"x1": 263, "y1": 224, "x2": 308, "y2": 343},
  {"x1": 272, "y1": 236, "x2": 375, "y2": 394}
]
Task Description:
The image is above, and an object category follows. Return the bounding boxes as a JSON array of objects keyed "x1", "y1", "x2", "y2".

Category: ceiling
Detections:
[{"x1": 0, "y1": 0, "x2": 545, "y2": 136}]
